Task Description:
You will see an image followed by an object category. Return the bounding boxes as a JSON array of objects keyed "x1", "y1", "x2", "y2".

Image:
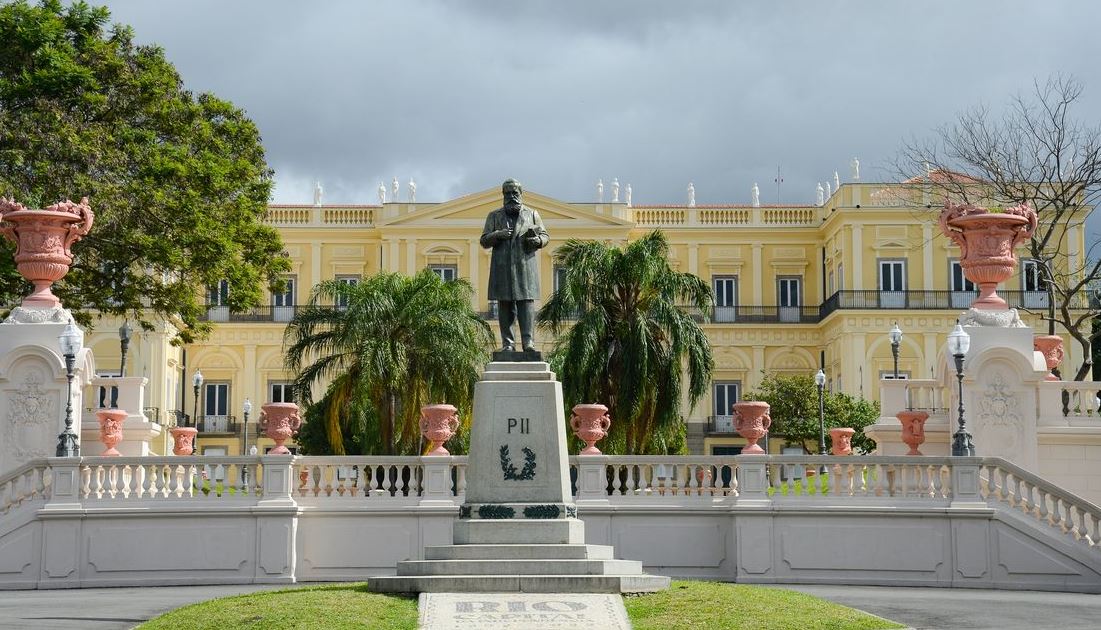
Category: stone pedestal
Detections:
[
  {"x1": 370, "y1": 361, "x2": 669, "y2": 594},
  {"x1": 0, "y1": 307, "x2": 94, "y2": 474},
  {"x1": 80, "y1": 376, "x2": 162, "y2": 456}
]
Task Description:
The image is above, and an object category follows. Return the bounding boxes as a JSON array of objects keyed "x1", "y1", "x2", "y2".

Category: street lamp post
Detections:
[
  {"x1": 56, "y1": 322, "x2": 84, "y2": 457},
  {"x1": 192, "y1": 369, "x2": 203, "y2": 434},
  {"x1": 889, "y1": 322, "x2": 902, "y2": 379},
  {"x1": 118, "y1": 321, "x2": 132, "y2": 377},
  {"x1": 947, "y1": 321, "x2": 975, "y2": 456},
  {"x1": 815, "y1": 368, "x2": 826, "y2": 472},
  {"x1": 242, "y1": 397, "x2": 252, "y2": 489}
]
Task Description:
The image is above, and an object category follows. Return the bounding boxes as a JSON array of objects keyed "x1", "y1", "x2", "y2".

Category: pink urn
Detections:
[
  {"x1": 733, "y1": 401, "x2": 771, "y2": 454},
  {"x1": 1034, "y1": 335, "x2": 1064, "y2": 381},
  {"x1": 96, "y1": 409, "x2": 126, "y2": 456},
  {"x1": 829, "y1": 427, "x2": 855, "y2": 456},
  {"x1": 938, "y1": 202, "x2": 1037, "y2": 310},
  {"x1": 897, "y1": 410, "x2": 929, "y2": 456},
  {"x1": 169, "y1": 426, "x2": 198, "y2": 456},
  {"x1": 420, "y1": 404, "x2": 459, "y2": 456},
  {"x1": 0, "y1": 197, "x2": 94, "y2": 308},
  {"x1": 259, "y1": 402, "x2": 302, "y2": 455},
  {"x1": 570, "y1": 403, "x2": 612, "y2": 455}
]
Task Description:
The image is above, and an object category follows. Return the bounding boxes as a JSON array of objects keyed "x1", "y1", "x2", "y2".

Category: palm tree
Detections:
[
  {"x1": 538, "y1": 230, "x2": 713, "y2": 454},
  {"x1": 284, "y1": 270, "x2": 492, "y2": 455}
]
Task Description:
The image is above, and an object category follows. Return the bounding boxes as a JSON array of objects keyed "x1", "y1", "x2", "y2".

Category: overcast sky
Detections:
[{"x1": 99, "y1": 1, "x2": 1101, "y2": 234}]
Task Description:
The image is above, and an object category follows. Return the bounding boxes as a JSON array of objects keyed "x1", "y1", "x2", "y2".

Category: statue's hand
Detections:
[
  {"x1": 523, "y1": 236, "x2": 541, "y2": 249},
  {"x1": 494, "y1": 228, "x2": 513, "y2": 242}
]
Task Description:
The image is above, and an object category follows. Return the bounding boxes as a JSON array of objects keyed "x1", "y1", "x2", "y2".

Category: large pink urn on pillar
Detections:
[
  {"x1": 733, "y1": 401, "x2": 771, "y2": 454},
  {"x1": 259, "y1": 402, "x2": 302, "y2": 454},
  {"x1": 570, "y1": 403, "x2": 611, "y2": 455},
  {"x1": 0, "y1": 197, "x2": 94, "y2": 308},
  {"x1": 897, "y1": 410, "x2": 929, "y2": 456},
  {"x1": 829, "y1": 427, "x2": 855, "y2": 456},
  {"x1": 938, "y1": 202, "x2": 1037, "y2": 310},
  {"x1": 169, "y1": 426, "x2": 198, "y2": 455},
  {"x1": 96, "y1": 409, "x2": 126, "y2": 456},
  {"x1": 1034, "y1": 335, "x2": 1064, "y2": 381},
  {"x1": 420, "y1": 404, "x2": 459, "y2": 456}
]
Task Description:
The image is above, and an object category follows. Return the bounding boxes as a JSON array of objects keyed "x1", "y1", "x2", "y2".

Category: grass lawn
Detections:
[{"x1": 139, "y1": 580, "x2": 902, "y2": 630}]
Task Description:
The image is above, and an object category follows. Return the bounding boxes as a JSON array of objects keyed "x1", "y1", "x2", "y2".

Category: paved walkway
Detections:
[{"x1": 0, "y1": 583, "x2": 1098, "y2": 629}]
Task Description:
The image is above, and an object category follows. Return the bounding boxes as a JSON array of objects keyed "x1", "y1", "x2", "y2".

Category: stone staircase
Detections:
[{"x1": 368, "y1": 517, "x2": 670, "y2": 593}]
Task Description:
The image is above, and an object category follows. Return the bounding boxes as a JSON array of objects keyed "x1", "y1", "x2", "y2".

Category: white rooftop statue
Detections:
[
  {"x1": 408, "y1": 178, "x2": 416, "y2": 203},
  {"x1": 625, "y1": 183, "x2": 632, "y2": 207},
  {"x1": 612, "y1": 178, "x2": 620, "y2": 203},
  {"x1": 313, "y1": 181, "x2": 323, "y2": 206},
  {"x1": 816, "y1": 182, "x2": 825, "y2": 206},
  {"x1": 825, "y1": 181, "x2": 832, "y2": 200},
  {"x1": 851, "y1": 157, "x2": 860, "y2": 181},
  {"x1": 751, "y1": 182, "x2": 760, "y2": 207},
  {"x1": 687, "y1": 182, "x2": 696, "y2": 207},
  {"x1": 834, "y1": 171, "x2": 841, "y2": 190},
  {"x1": 597, "y1": 178, "x2": 604, "y2": 203},
  {"x1": 392, "y1": 177, "x2": 399, "y2": 202},
  {"x1": 378, "y1": 181, "x2": 386, "y2": 205}
]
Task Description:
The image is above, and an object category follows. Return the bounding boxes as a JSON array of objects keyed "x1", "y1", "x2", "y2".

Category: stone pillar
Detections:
[
  {"x1": 81, "y1": 376, "x2": 161, "y2": 456},
  {"x1": 254, "y1": 456, "x2": 298, "y2": 584}
]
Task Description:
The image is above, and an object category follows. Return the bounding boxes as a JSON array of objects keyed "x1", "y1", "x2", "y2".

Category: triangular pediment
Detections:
[{"x1": 378, "y1": 188, "x2": 633, "y2": 228}]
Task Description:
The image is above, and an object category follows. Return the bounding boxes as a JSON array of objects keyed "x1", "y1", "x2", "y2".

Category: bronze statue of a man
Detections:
[{"x1": 480, "y1": 178, "x2": 549, "y2": 352}]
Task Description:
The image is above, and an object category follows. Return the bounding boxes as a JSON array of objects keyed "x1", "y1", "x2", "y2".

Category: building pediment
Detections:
[{"x1": 377, "y1": 188, "x2": 633, "y2": 229}]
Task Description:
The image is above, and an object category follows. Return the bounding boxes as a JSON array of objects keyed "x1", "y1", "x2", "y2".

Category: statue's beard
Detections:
[{"x1": 505, "y1": 201, "x2": 521, "y2": 213}]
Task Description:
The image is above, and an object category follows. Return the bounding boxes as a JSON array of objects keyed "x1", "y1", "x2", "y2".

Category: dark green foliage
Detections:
[
  {"x1": 744, "y1": 373, "x2": 881, "y2": 454},
  {"x1": 539, "y1": 230, "x2": 713, "y2": 454},
  {"x1": 284, "y1": 270, "x2": 492, "y2": 455},
  {"x1": 0, "y1": 1, "x2": 289, "y2": 340},
  {"x1": 499, "y1": 445, "x2": 536, "y2": 481},
  {"x1": 522, "y1": 504, "x2": 560, "y2": 519},
  {"x1": 477, "y1": 504, "x2": 515, "y2": 519}
]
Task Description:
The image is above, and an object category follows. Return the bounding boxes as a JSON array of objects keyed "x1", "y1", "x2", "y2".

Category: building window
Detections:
[
  {"x1": 711, "y1": 381, "x2": 740, "y2": 432},
  {"x1": 878, "y1": 259, "x2": 906, "y2": 308},
  {"x1": 270, "y1": 382, "x2": 295, "y2": 404},
  {"x1": 778, "y1": 276, "x2": 802, "y2": 322},
  {"x1": 273, "y1": 275, "x2": 296, "y2": 321},
  {"x1": 207, "y1": 280, "x2": 229, "y2": 306},
  {"x1": 1021, "y1": 259, "x2": 1050, "y2": 308},
  {"x1": 828, "y1": 270, "x2": 835, "y2": 296},
  {"x1": 712, "y1": 276, "x2": 738, "y2": 323},
  {"x1": 553, "y1": 266, "x2": 568, "y2": 293},
  {"x1": 429, "y1": 265, "x2": 458, "y2": 282},
  {"x1": 879, "y1": 371, "x2": 911, "y2": 380},
  {"x1": 203, "y1": 382, "x2": 230, "y2": 431},
  {"x1": 949, "y1": 259, "x2": 976, "y2": 308},
  {"x1": 837, "y1": 264, "x2": 844, "y2": 291},
  {"x1": 335, "y1": 275, "x2": 359, "y2": 308}
]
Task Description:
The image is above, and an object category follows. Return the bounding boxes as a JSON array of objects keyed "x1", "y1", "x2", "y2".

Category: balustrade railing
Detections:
[
  {"x1": 0, "y1": 459, "x2": 51, "y2": 514},
  {"x1": 78, "y1": 456, "x2": 261, "y2": 500},
  {"x1": 764, "y1": 456, "x2": 953, "y2": 499},
  {"x1": 598, "y1": 456, "x2": 740, "y2": 497}
]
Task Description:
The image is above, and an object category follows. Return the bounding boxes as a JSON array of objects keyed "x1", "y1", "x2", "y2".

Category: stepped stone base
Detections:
[
  {"x1": 454, "y1": 518, "x2": 585, "y2": 544},
  {"x1": 369, "y1": 574, "x2": 670, "y2": 594}
]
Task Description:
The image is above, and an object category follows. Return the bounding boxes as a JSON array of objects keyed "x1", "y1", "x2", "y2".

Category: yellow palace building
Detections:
[{"x1": 80, "y1": 180, "x2": 1089, "y2": 456}]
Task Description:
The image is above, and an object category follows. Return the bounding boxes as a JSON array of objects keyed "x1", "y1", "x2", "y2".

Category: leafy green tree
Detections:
[
  {"x1": 0, "y1": 1, "x2": 289, "y2": 340},
  {"x1": 539, "y1": 230, "x2": 713, "y2": 454},
  {"x1": 284, "y1": 270, "x2": 492, "y2": 455},
  {"x1": 744, "y1": 373, "x2": 881, "y2": 454}
]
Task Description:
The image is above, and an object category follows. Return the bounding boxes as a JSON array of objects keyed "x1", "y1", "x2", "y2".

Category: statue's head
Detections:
[{"x1": 502, "y1": 178, "x2": 523, "y2": 209}]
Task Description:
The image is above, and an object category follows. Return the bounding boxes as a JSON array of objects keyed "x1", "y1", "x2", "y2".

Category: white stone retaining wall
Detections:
[{"x1": 1, "y1": 455, "x2": 1099, "y2": 592}]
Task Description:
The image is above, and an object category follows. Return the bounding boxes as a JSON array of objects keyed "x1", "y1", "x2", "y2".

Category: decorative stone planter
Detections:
[
  {"x1": 829, "y1": 427, "x2": 855, "y2": 456},
  {"x1": 1034, "y1": 335, "x2": 1064, "y2": 381},
  {"x1": 938, "y1": 202, "x2": 1037, "y2": 310},
  {"x1": 570, "y1": 403, "x2": 611, "y2": 455},
  {"x1": 169, "y1": 426, "x2": 198, "y2": 456},
  {"x1": 0, "y1": 197, "x2": 94, "y2": 308},
  {"x1": 96, "y1": 409, "x2": 126, "y2": 456},
  {"x1": 733, "y1": 401, "x2": 771, "y2": 454},
  {"x1": 420, "y1": 404, "x2": 459, "y2": 456},
  {"x1": 897, "y1": 410, "x2": 929, "y2": 456},
  {"x1": 260, "y1": 402, "x2": 302, "y2": 454}
]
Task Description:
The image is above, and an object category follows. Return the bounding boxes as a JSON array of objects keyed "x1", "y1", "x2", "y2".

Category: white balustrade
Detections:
[
  {"x1": 579, "y1": 456, "x2": 739, "y2": 498},
  {"x1": 0, "y1": 460, "x2": 51, "y2": 513},
  {"x1": 78, "y1": 456, "x2": 261, "y2": 500},
  {"x1": 763, "y1": 456, "x2": 953, "y2": 500}
]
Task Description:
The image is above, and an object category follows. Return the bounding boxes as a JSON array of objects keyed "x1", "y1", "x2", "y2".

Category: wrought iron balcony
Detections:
[
  {"x1": 707, "y1": 415, "x2": 737, "y2": 434},
  {"x1": 198, "y1": 306, "x2": 298, "y2": 322}
]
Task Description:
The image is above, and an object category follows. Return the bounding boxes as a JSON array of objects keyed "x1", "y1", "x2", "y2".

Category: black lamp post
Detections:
[
  {"x1": 889, "y1": 322, "x2": 902, "y2": 379},
  {"x1": 242, "y1": 397, "x2": 252, "y2": 455},
  {"x1": 815, "y1": 368, "x2": 827, "y2": 473},
  {"x1": 947, "y1": 321, "x2": 975, "y2": 456},
  {"x1": 192, "y1": 369, "x2": 203, "y2": 432},
  {"x1": 118, "y1": 320, "x2": 132, "y2": 377},
  {"x1": 56, "y1": 322, "x2": 83, "y2": 457}
]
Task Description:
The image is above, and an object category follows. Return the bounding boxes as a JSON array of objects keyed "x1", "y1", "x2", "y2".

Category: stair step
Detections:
[
  {"x1": 453, "y1": 518, "x2": 585, "y2": 545},
  {"x1": 397, "y1": 558, "x2": 643, "y2": 576},
  {"x1": 424, "y1": 544, "x2": 614, "y2": 560},
  {"x1": 368, "y1": 574, "x2": 671, "y2": 594}
]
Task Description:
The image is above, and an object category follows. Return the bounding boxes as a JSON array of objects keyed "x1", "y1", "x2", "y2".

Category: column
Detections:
[
  {"x1": 923, "y1": 332, "x2": 939, "y2": 381},
  {"x1": 922, "y1": 224, "x2": 934, "y2": 290},
  {"x1": 468, "y1": 239, "x2": 480, "y2": 309},
  {"x1": 405, "y1": 238, "x2": 417, "y2": 275},
  {"x1": 243, "y1": 345, "x2": 257, "y2": 404},
  {"x1": 851, "y1": 332, "x2": 867, "y2": 397},
  {"x1": 310, "y1": 244, "x2": 321, "y2": 290},
  {"x1": 751, "y1": 346, "x2": 766, "y2": 390},
  {"x1": 751, "y1": 244, "x2": 763, "y2": 305},
  {"x1": 688, "y1": 244, "x2": 699, "y2": 276},
  {"x1": 851, "y1": 224, "x2": 863, "y2": 290}
]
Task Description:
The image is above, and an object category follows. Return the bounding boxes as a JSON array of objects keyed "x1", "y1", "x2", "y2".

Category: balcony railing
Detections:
[
  {"x1": 818, "y1": 289, "x2": 1084, "y2": 318},
  {"x1": 199, "y1": 306, "x2": 298, "y2": 322},
  {"x1": 707, "y1": 415, "x2": 736, "y2": 433},
  {"x1": 176, "y1": 415, "x2": 240, "y2": 434}
]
